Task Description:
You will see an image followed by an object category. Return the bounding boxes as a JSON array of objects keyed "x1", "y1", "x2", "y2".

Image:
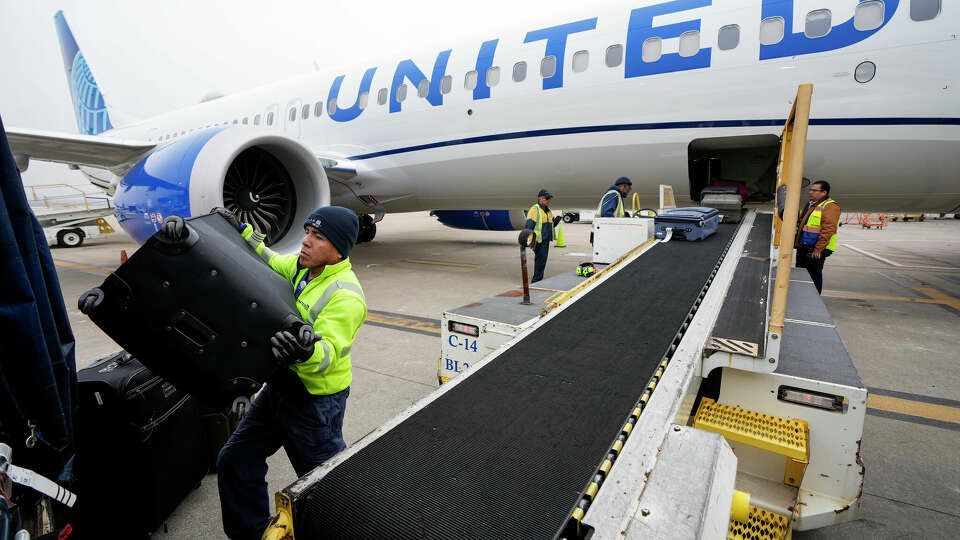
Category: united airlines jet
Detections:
[{"x1": 7, "y1": 1, "x2": 958, "y2": 252}]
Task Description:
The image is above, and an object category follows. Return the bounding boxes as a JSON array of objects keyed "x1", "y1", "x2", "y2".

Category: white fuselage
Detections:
[{"x1": 105, "y1": 1, "x2": 960, "y2": 213}]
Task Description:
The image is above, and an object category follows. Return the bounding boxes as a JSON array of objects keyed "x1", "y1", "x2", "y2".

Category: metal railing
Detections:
[
  {"x1": 769, "y1": 84, "x2": 813, "y2": 336},
  {"x1": 25, "y1": 183, "x2": 112, "y2": 212}
]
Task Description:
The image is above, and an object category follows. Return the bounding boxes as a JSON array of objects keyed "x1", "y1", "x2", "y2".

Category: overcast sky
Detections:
[{"x1": 0, "y1": 0, "x2": 599, "y2": 189}]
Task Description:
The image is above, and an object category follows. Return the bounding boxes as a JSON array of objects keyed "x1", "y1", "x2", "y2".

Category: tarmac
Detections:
[{"x1": 51, "y1": 211, "x2": 960, "y2": 539}]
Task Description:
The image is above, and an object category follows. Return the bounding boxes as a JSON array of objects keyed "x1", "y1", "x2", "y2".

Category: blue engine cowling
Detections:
[
  {"x1": 113, "y1": 127, "x2": 329, "y2": 253},
  {"x1": 429, "y1": 209, "x2": 528, "y2": 231}
]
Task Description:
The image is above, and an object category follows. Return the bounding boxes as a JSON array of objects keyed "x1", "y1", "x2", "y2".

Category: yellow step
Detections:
[
  {"x1": 727, "y1": 505, "x2": 791, "y2": 540},
  {"x1": 693, "y1": 398, "x2": 809, "y2": 487}
]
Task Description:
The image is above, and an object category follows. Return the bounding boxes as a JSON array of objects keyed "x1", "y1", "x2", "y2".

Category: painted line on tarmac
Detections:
[
  {"x1": 866, "y1": 388, "x2": 960, "y2": 432},
  {"x1": 365, "y1": 310, "x2": 440, "y2": 337},
  {"x1": 53, "y1": 259, "x2": 111, "y2": 276},
  {"x1": 845, "y1": 244, "x2": 958, "y2": 271},
  {"x1": 404, "y1": 259, "x2": 481, "y2": 269},
  {"x1": 824, "y1": 288, "x2": 960, "y2": 312}
]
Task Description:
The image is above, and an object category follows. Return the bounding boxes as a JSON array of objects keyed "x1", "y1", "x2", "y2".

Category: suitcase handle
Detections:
[{"x1": 172, "y1": 310, "x2": 217, "y2": 350}]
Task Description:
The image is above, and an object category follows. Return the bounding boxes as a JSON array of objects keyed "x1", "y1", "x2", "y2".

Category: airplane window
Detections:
[
  {"x1": 267, "y1": 112, "x2": 274, "y2": 126},
  {"x1": 760, "y1": 17, "x2": 785, "y2": 45},
  {"x1": 465, "y1": 70, "x2": 478, "y2": 90},
  {"x1": 805, "y1": 9, "x2": 831, "y2": 38},
  {"x1": 242, "y1": 117, "x2": 248, "y2": 125},
  {"x1": 541, "y1": 56, "x2": 556, "y2": 78},
  {"x1": 418, "y1": 79, "x2": 429, "y2": 97},
  {"x1": 302, "y1": 104, "x2": 310, "y2": 120},
  {"x1": 513, "y1": 62, "x2": 527, "y2": 82},
  {"x1": 911, "y1": 0, "x2": 940, "y2": 21},
  {"x1": 855, "y1": 1, "x2": 885, "y2": 31},
  {"x1": 441, "y1": 75, "x2": 453, "y2": 94},
  {"x1": 327, "y1": 99, "x2": 337, "y2": 115},
  {"x1": 572, "y1": 50, "x2": 589, "y2": 73},
  {"x1": 358, "y1": 92, "x2": 369, "y2": 110},
  {"x1": 855, "y1": 61, "x2": 876, "y2": 83},
  {"x1": 396, "y1": 84, "x2": 408, "y2": 102},
  {"x1": 679, "y1": 31, "x2": 700, "y2": 58},
  {"x1": 288, "y1": 107, "x2": 297, "y2": 122},
  {"x1": 487, "y1": 66, "x2": 501, "y2": 87},
  {"x1": 718, "y1": 25, "x2": 740, "y2": 50},
  {"x1": 605, "y1": 45, "x2": 623, "y2": 67},
  {"x1": 378, "y1": 88, "x2": 388, "y2": 105},
  {"x1": 641, "y1": 38, "x2": 662, "y2": 63},
  {"x1": 254, "y1": 114, "x2": 261, "y2": 126},
  {"x1": 314, "y1": 101, "x2": 323, "y2": 117}
]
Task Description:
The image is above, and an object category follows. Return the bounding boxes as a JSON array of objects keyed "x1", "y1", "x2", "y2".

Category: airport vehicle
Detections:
[
  {"x1": 6, "y1": 1, "x2": 959, "y2": 254},
  {"x1": 27, "y1": 184, "x2": 115, "y2": 247}
]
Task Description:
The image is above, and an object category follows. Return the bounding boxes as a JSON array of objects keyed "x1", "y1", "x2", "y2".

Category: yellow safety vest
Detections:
[
  {"x1": 526, "y1": 204, "x2": 553, "y2": 243},
  {"x1": 799, "y1": 198, "x2": 839, "y2": 251},
  {"x1": 241, "y1": 225, "x2": 367, "y2": 395},
  {"x1": 596, "y1": 189, "x2": 625, "y2": 218}
]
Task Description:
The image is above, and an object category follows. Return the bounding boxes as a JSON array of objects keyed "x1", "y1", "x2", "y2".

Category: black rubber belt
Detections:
[{"x1": 296, "y1": 224, "x2": 737, "y2": 539}]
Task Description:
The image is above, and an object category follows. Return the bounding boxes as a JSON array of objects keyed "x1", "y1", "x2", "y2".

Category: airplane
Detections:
[{"x1": 6, "y1": 1, "x2": 959, "y2": 254}]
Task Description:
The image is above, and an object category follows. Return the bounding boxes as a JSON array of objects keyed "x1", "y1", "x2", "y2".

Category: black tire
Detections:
[
  {"x1": 58, "y1": 228, "x2": 84, "y2": 247},
  {"x1": 562, "y1": 213, "x2": 576, "y2": 224}
]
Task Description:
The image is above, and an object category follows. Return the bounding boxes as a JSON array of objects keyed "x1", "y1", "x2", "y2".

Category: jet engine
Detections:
[{"x1": 113, "y1": 128, "x2": 329, "y2": 253}]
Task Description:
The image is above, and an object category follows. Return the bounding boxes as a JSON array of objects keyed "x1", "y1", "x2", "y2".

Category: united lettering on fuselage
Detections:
[{"x1": 326, "y1": 0, "x2": 901, "y2": 122}]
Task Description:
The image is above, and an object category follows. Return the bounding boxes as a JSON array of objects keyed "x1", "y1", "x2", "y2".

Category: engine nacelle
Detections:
[
  {"x1": 429, "y1": 209, "x2": 528, "y2": 231},
  {"x1": 114, "y1": 127, "x2": 329, "y2": 253}
]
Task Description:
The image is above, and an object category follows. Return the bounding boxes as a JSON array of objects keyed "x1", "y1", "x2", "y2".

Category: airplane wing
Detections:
[{"x1": 6, "y1": 127, "x2": 155, "y2": 173}]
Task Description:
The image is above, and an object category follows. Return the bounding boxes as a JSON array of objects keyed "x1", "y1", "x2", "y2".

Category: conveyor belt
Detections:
[{"x1": 295, "y1": 224, "x2": 738, "y2": 539}]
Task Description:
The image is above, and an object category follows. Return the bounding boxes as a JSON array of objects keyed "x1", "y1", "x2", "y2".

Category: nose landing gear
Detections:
[{"x1": 358, "y1": 214, "x2": 377, "y2": 243}]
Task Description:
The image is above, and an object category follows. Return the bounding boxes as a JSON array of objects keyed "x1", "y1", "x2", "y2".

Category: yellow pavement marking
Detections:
[
  {"x1": 366, "y1": 312, "x2": 441, "y2": 335},
  {"x1": 824, "y1": 288, "x2": 960, "y2": 309},
  {"x1": 53, "y1": 260, "x2": 111, "y2": 275},
  {"x1": 404, "y1": 259, "x2": 481, "y2": 269},
  {"x1": 868, "y1": 395, "x2": 960, "y2": 425}
]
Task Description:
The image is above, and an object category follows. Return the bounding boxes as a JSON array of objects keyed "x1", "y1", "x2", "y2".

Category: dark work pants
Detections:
[
  {"x1": 531, "y1": 240, "x2": 549, "y2": 283},
  {"x1": 217, "y1": 384, "x2": 349, "y2": 540},
  {"x1": 796, "y1": 247, "x2": 832, "y2": 294}
]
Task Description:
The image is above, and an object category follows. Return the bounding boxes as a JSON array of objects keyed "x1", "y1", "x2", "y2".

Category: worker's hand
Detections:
[
  {"x1": 210, "y1": 207, "x2": 243, "y2": 231},
  {"x1": 270, "y1": 327, "x2": 318, "y2": 364},
  {"x1": 78, "y1": 288, "x2": 104, "y2": 315},
  {"x1": 552, "y1": 216, "x2": 562, "y2": 227},
  {"x1": 160, "y1": 215, "x2": 187, "y2": 241},
  {"x1": 811, "y1": 249, "x2": 823, "y2": 259}
]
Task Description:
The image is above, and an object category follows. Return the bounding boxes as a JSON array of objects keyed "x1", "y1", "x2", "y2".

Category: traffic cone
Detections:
[
  {"x1": 555, "y1": 221, "x2": 566, "y2": 247},
  {"x1": 120, "y1": 249, "x2": 128, "y2": 263}
]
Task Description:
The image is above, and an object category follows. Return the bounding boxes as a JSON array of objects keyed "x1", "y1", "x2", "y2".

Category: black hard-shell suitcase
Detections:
[
  {"x1": 74, "y1": 351, "x2": 208, "y2": 538},
  {"x1": 86, "y1": 213, "x2": 309, "y2": 406}
]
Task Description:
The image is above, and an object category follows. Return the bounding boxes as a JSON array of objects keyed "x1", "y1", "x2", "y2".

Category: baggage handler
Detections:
[
  {"x1": 203, "y1": 206, "x2": 367, "y2": 540},
  {"x1": 795, "y1": 180, "x2": 840, "y2": 294},
  {"x1": 523, "y1": 189, "x2": 562, "y2": 283},
  {"x1": 597, "y1": 177, "x2": 632, "y2": 218}
]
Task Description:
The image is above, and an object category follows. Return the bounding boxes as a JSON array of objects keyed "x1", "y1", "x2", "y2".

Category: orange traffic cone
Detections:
[{"x1": 120, "y1": 249, "x2": 128, "y2": 263}]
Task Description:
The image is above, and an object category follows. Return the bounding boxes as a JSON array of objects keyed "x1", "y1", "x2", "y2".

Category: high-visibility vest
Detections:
[
  {"x1": 596, "y1": 189, "x2": 625, "y2": 217},
  {"x1": 527, "y1": 204, "x2": 553, "y2": 243},
  {"x1": 241, "y1": 224, "x2": 367, "y2": 395},
  {"x1": 799, "y1": 198, "x2": 839, "y2": 251}
]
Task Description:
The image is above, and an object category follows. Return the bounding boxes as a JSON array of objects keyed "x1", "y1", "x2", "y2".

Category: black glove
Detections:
[
  {"x1": 552, "y1": 216, "x2": 562, "y2": 227},
  {"x1": 518, "y1": 229, "x2": 535, "y2": 247},
  {"x1": 161, "y1": 215, "x2": 187, "y2": 241},
  {"x1": 211, "y1": 207, "x2": 243, "y2": 231},
  {"x1": 78, "y1": 288, "x2": 104, "y2": 315},
  {"x1": 270, "y1": 327, "x2": 318, "y2": 364}
]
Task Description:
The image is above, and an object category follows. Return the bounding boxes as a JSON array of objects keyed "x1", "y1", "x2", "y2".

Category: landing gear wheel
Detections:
[
  {"x1": 358, "y1": 214, "x2": 377, "y2": 243},
  {"x1": 58, "y1": 228, "x2": 84, "y2": 247}
]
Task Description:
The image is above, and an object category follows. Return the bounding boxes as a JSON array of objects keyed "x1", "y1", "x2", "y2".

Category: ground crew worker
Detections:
[
  {"x1": 189, "y1": 206, "x2": 367, "y2": 540},
  {"x1": 796, "y1": 180, "x2": 840, "y2": 294},
  {"x1": 523, "y1": 189, "x2": 561, "y2": 283},
  {"x1": 597, "y1": 177, "x2": 632, "y2": 218}
]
